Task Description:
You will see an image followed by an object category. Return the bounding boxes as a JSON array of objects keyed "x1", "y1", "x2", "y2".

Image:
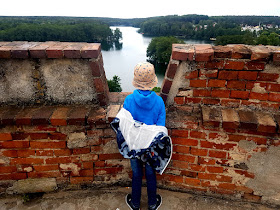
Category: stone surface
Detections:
[
  {"x1": 0, "y1": 187, "x2": 275, "y2": 210},
  {"x1": 7, "y1": 178, "x2": 57, "y2": 194},
  {"x1": 40, "y1": 59, "x2": 97, "y2": 104}
]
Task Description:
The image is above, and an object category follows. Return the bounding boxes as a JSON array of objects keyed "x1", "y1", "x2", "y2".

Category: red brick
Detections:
[
  {"x1": 230, "y1": 45, "x2": 251, "y2": 59},
  {"x1": 218, "y1": 183, "x2": 236, "y2": 190},
  {"x1": 198, "y1": 157, "x2": 216, "y2": 165},
  {"x1": 213, "y1": 45, "x2": 232, "y2": 58},
  {"x1": 30, "y1": 141, "x2": 66, "y2": 149},
  {"x1": 244, "y1": 61, "x2": 265, "y2": 70},
  {"x1": 46, "y1": 42, "x2": 70, "y2": 58},
  {"x1": 247, "y1": 136, "x2": 267, "y2": 145},
  {"x1": 268, "y1": 92, "x2": 280, "y2": 102},
  {"x1": 54, "y1": 149, "x2": 72, "y2": 156},
  {"x1": 211, "y1": 89, "x2": 230, "y2": 98},
  {"x1": 2, "y1": 150, "x2": 17, "y2": 157},
  {"x1": 186, "y1": 97, "x2": 202, "y2": 103},
  {"x1": 273, "y1": 51, "x2": 280, "y2": 62},
  {"x1": 234, "y1": 169, "x2": 255, "y2": 178},
  {"x1": 228, "y1": 134, "x2": 246, "y2": 142},
  {"x1": 0, "y1": 166, "x2": 17, "y2": 174},
  {"x1": 206, "y1": 166, "x2": 224, "y2": 173},
  {"x1": 198, "y1": 172, "x2": 217, "y2": 181},
  {"x1": 172, "y1": 160, "x2": 188, "y2": 169},
  {"x1": 238, "y1": 110, "x2": 258, "y2": 130},
  {"x1": 99, "y1": 153, "x2": 123, "y2": 160},
  {"x1": 190, "y1": 79, "x2": 207, "y2": 87},
  {"x1": 17, "y1": 150, "x2": 35, "y2": 157},
  {"x1": 195, "y1": 44, "x2": 214, "y2": 62},
  {"x1": 199, "y1": 69, "x2": 218, "y2": 78},
  {"x1": 184, "y1": 177, "x2": 200, "y2": 186},
  {"x1": 166, "y1": 61, "x2": 179, "y2": 79},
  {"x1": 266, "y1": 83, "x2": 280, "y2": 92},
  {"x1": 49, "y1": 133, "x2": 67, "y2": 140},
  {"x1": 224, "y1": 60, "x2": 245, "y2": 70},
  {"x1": 190, "y1": 148, "x2": 208, "y2": 156},
  {"x1": 63, "y1": 43, "x2": 83, "y2": 58},
  {"x1": 190, "y1": 131, "x2": 206, "y2": 139},
  {"x1": 67, "y1": 106, "x2": 90, "y2": 125},
  {"x1": 50, "y1": 107, "x2": 70, "y2": 126},
  {"x1": 220, "y1": 99, "x2": 240, "y2": 107},
  {"x1": 29, "y1": 42, "x2": 54, "y2": 58},
  {"x1": 0, "y1": 140, "x2": 29, "y2": 148},
  {"x1": 15, "y1": 107, "x2": 38, "y2": 125},
  {"x1": 29, "y1": 133, "x2": 49, "y2": 140},
  {"x1": 218, "y1": 70, "x2": 238, "y2": 80},
  {"x1": 185, "y1": 70, "x2": 198, "y2": 79},
  {"x1": 238, "y1": 71, "x2": 258, "y2": 80},
  {"x1": 11, "y1": 42, "x2": 38, "y2": 58},
  {"x1": 202, "y1": 98, "x2": 220, "y2": 105},
  {"x1": 227, "y1": 80, "x2": 246, "y2": 89},
  {"x1": 33, "y1": 165, "x2": 59, "y2": 172},
  {"x1": 257, "y1": 72, "x2": 279, "y2": 82},
  {"x1": 243, "y1": 193, "x2": 261, "y2": 202},
  {"x1": 0, "y1": 173, "x2": 27, "y2": 180},
  {"x1": 0, "y1": 45, "x2": 12, "y2": 58},
  {"x1": 172, "y1": 154, "x2": 196, "y2": 163},
  {"x1": 81, "y1": 43, "x2": 101, "y2": 58},
  {"x1": 172, "y1": 44, "x2": 194, "y2": 61},
  {"x1": 172, "y1": 129, "x2": 189, "y2": 137},
  {"x1": 36, "y1": 150, "x2": 53, "y2": 156},
  {"x1": 208, "y1": 79, "x2": 226, "y2": 88},
  {"x1": 45, "y1": 157, "x2": 74, "y2": 164},
  {"x1": 208, "y1": 150, "x2": 227, "y2": 159},
  {"x1": 193, "y1": 89, "x2": 211, "y2": 97},
  {"x1": 246, "y1": 81, "x2": 266, "y2": 90},
  {"x1": 73, "y1": 148, "x2": 90, "y2": 155},
  {"x1": 161, "y1": 79, "x2": 173, "y2": 94},
  {"x1": 0, "y1": 133, "x2": 12, "y2": 141},
  {"x1": 249, "y1": 92, "x2": 268, "y2": 101},
  {"x1": 32, "y1": 107, "x2": 55, "y2": 125},
  {"x1": 28, "y1": 171, "x2": 61, "y2": 178},
  {"x1": 205, "y1": 60, "x2": 224, "y2": 69},
  {"x1": 10, "y1": 158, "x2": 44, "y2": 165},
  {"x1": 173, "y1": 145, "x2": 190, "y2": 154},
  {"x1": 230, "y1": 90, "x2": 249, "y2": 99},
  {"x1": 172, "y1": 137, "x2": 198, "y2": 146},
  {"x1": 164, "y1": 174, "x2": 184, "y2": 183},
  {"x1": 174, "y1": 97, "x2": 184, "y2": 105}
]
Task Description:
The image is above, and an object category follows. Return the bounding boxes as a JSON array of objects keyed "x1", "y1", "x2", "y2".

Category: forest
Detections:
[{"x1": 0, "y1": 15, "x2": 279, "y2": 46}]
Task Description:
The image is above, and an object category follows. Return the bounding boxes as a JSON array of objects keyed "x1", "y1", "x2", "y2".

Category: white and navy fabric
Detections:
[{"x1": 111, "y1": 108, "x2": 172, "y2": 175}]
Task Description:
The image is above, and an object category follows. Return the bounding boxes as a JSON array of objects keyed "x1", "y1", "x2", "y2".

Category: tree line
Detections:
[{"x1": 0, "y1": 16, "x2": 122, "y2": 49}]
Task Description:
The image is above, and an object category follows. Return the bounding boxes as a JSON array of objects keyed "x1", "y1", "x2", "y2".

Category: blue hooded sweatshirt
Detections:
[{"x1": 123, "y1": 90, "x2": 166, "y2": 126}]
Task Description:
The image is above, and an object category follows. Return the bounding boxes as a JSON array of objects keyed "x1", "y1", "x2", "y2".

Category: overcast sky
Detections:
[{"x1": 1, "y1": 0, "x2": 280, "y2": 18}]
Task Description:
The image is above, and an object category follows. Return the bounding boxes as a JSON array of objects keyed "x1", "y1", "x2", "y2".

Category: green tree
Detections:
[
  {"x1": 107, "y1": 75, "x2": 122, "y2": 92},
  {"x1": 147, "y1": 36, "x2": 184, "y2": 64}
]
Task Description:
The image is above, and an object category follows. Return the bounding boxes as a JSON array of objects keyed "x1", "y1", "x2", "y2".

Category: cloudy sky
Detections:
[{"x1": 1, "y1": 0, "x2": 280, "y2": 18}]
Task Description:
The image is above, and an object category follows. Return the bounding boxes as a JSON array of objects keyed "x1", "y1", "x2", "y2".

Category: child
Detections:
[{"x1": 123, "y1": 62, "x2": 166, "y2": 210}]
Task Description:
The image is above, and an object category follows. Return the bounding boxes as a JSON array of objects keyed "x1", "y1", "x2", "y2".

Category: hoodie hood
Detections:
[{"x1": 132, "y1": 90, "x2": 157, "y2": 110}]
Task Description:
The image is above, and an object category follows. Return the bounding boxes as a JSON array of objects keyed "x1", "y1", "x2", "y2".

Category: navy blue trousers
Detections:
[{"x1": 130, "y1": 158, "x2": 157, "y2": 208}]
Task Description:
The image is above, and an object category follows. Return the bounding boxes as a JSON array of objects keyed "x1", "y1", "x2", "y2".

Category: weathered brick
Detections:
[
  {"x1": 218, "y1": 70, "x2": 238, "y2": 80},
  {"x1": 257, "y1": 72, "x2": 279, "y2": 82},
  {"x1": 211, "y1": 89, "x2": 230, "y2": 98},
  {"x1": 209, "y1": 150, "x2": 227, "y2": 159},
  {"x1": 244, "y1": 61, "x2": 265, "y2": 70},
  {"x1": 0, "y1": 45, "x2": 12, "y2": 58},
  {"x1": 32, "y1": 107, "x2": 55, "y2": 125},
  {"x1": 227, "y1": 80, "x2": 246, "y2": 89},
  {"x1": 166, "y1": 60, "x2": 179, "y2": 79},
  {"x1": 63, "y1": 43, "x2": 84, "y2": 58},
  {"x1": 161, "y1": 79, "x2": 173, "y2": 94},
  {"x1": 202, "y1": 106, "x2": 221, "y2": 127},
  {"x1": 268, "y1": 92, "x2": 280, "y2": 102},
  {"x1": 0, "y1": 140, "x2": 29, "y2": 148},
  {"x1": 213, "y1": 45, "x2": 232, "y2": 58},
  {"x1": 172, "y1": 129, "x2": 189, "y2": 137},
  {"x1": 249, "y1": 92, "x2": 268, "y2": 101},
  {"x1": 172, "y1": 44, "x2": 194, "y2": 61},
  {"x1": 15, "y1": 107, "x2": 38, "y2": 125},
  {"x1": 11, "y1": 42, "x2": 38, "y2": 58},
  {"x1": 249, "y1": 45, "x2": 271, "y2": 60},
  {"x1": 67, "y1": 106, "x2": 91, "y2": 125},
  {"x1": 190, "y1": 148, "x2": 208, "y2": 156},
  {"x1": 238, "y1": 71, "x2": 258, "y2": 80},
  {"x1": 208, "y1": 79, "x2": 226, "y2": 88},
  {"x1": 30, "y1": 141, "x2": 66, "y2": 149},
  {"x1": 190, "y1": 131, "x2": 207, "y2": 139},
  {"x1": 29, "y1": 42, "x2": 55, "y2": 58},
  {"x1": 193, "y1": 89, "x2": 211, "y2": 97},
  {"x1": 199, "y1": 69, "x2": 218, "y2": 78},
  {"x1": 81, "y1": 43, "x2": 101, "y2": 58},
  {"x1": 224, "y1": 60, "x2": 245, "y2": 70},
  {"x1": 255, "y1": 112, "x2": 276, "y2": 133},
  {"x1": 195, "y1": 44, "x2": 214, "y2": 62},
  {"x1": 0, "y1": 133, "x2": 12, "y2": 141},
  {"x1": 1, "y1": 108, "x2": 22, "y2": 125},
  {"x1": 185, "y1": 70, "x2": 199, "y2": 79},
  {"x1": 230, "y1": 90, "x2": 249, "y2": 99},
  {"x1": 222, "y1": 109, "x2": 239, "y2": 129},
  {"x1": 238, "y1": 110, "x2": 258, "y2": 130},
  {"x1": 205, "y1": 60, "x2": 224, "y2": 69},
  {"x1": 46, "y1": 42, "x2": 70, "y2": 58},
  {"x1": 266, "y1": 83, "x2": 280, "y2": 92},
  {"x1": 190, "y1": 79, "x2": 207, "y2": 87},
  {"x1": 229, "y1": 44, "x2": 251, "y2": 59},
  {"x1": 202, "y1": 98, "x2": 220, "y2": 105},
  {"x1": 173, "y1": 145, "x2": 190, "y2": 154},
  {"x1": 50, "y1": 107, "x2": 70, "y2": 126},
  {"x1": 172, "y1": 137, "x2": 198, "y2": 146}
]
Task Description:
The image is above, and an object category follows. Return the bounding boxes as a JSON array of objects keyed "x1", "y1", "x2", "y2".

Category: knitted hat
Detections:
[{"x1": 132, "y1": 62, "x2": 158, "y2": 90}]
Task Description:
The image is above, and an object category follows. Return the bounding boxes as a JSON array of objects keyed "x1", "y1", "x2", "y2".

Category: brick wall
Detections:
[
  {"x1": 1, "y1": 42, "x2": 280, "y2": 206},
  {"x1": 160, "y1": 44, "x2": 280, "y2": 205}
]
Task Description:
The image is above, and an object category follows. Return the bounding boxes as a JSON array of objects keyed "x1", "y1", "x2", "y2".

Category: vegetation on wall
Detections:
[{"x1": 107, "y1": 75, "x2": 122, "y2": 92}]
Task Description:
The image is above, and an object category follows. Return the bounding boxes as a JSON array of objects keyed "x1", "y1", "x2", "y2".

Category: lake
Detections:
[{"x1": 102, "y1": 26, "x2": 211, "y2": 92}]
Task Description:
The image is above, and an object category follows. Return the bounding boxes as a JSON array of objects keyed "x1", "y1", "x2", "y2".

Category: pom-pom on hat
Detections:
[{"x1": 132, "y1": 62, "x2": 158, "y2": 90}]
